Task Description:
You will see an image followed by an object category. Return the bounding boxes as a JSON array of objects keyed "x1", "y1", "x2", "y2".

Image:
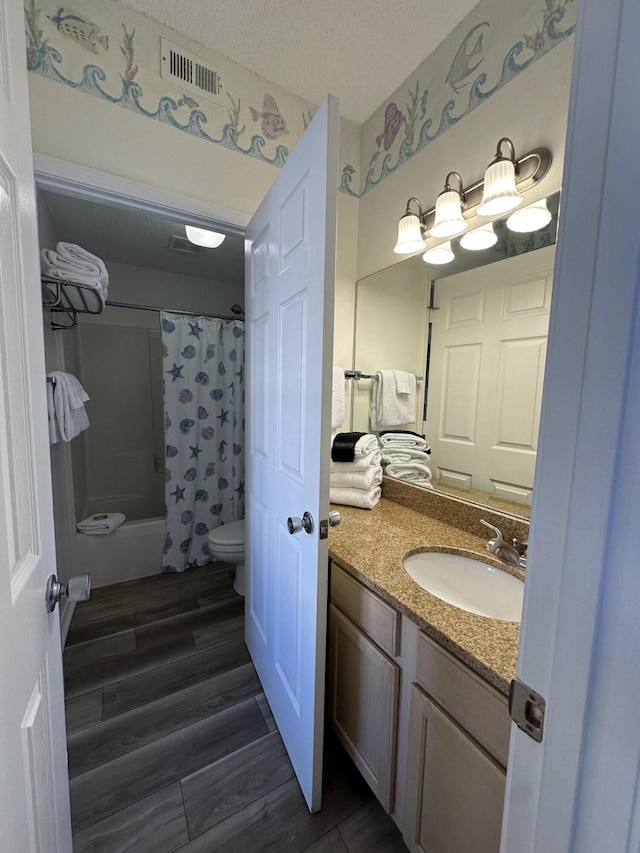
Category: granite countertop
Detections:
[{"x1": 328, "y1": 498, "x2": 523, "y2": 695}]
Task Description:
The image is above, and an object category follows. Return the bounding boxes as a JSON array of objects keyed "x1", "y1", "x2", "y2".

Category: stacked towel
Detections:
[
  {"x1": 47, "y1": 371, "x2": 90, "y2": 443},
  {"x1": 42, "y1": 242, "x2": 109, "y2": 312},
  {"x1": 380, "y1": 430, "x2": 433, "y2": 488},
  {"x1": 332, "y1": 366, "x2": 345, "y2": 430},
  {"x1": 369, "y1": 370, "x2": 417, "y2": 430},
  {"x1": 77, "y1": 512, "x2": 126, "y2": 535},
  {"x1": 330, "y1": 432, "x2": 383, "y2": 509}
]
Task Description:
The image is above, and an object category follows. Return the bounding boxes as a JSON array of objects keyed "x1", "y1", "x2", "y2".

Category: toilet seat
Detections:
[{"x1": 208, "y1": 519, "x2": 245, "y2": 548}]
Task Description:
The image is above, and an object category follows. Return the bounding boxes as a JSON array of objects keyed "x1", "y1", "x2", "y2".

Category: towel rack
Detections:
[
  {"x1": 41, "y1": 276, "x2": 105, "y2": 331},
  {"x1": 345, "y1": 369, "x2": 424, "y2": 381}
]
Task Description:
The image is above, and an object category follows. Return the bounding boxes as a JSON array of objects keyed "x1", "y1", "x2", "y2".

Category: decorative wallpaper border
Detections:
[{"x1": 25, "y1": 0, "x2": 575, "y2": 199}]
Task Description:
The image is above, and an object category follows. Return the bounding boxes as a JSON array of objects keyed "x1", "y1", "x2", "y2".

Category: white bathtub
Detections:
[{"x1": 74, "y1": 516, "x2": 165, "y2": 589}]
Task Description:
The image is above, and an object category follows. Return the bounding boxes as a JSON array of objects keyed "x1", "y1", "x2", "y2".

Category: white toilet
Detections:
[{"x1": 207, "y1": 519, "x2": 245, "y2": 596}]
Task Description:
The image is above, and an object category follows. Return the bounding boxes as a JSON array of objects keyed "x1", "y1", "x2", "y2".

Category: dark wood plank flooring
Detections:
[{"x1": 64, "y1": 563, "x2": 407, "y2": 852}]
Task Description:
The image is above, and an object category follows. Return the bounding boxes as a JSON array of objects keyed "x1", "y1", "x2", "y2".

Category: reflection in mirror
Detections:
[{"x1": 352, "y1": 193, "x2": 560, "y2": 518}]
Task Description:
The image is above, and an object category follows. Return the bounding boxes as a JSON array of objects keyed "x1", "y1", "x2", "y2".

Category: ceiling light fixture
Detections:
[
  {"x1": 185, "y1": 225, "x2": 226, "y2": 248},
  {"x1": 430, "y1": 172, "x2": 467, "y2": 239},
  {"x1": 506, "y1": 198, "x2": 552, "y2": 233},
  {"x1": 460, "y1": 222, "x2": 498, "y2": 251},
  {"x1": 393, "y1": 138, "x2": 551, "y2": 254},
  {"x1": 422, "y1": 241, "x2": 455, "y2": 265}
]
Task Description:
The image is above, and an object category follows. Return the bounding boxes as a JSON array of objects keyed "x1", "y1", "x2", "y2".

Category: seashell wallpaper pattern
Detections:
[{"x1": 25, "y1": 0, "x2": 575, "y2": 198}]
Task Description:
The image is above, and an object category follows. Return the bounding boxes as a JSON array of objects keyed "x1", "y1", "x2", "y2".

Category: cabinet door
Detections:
[
  {"x1": 328, "y1": 603, "x2": 400, "y2": 812},
  {"x1": 404, "y1": 685, "x2": 506, "y2": 853}
]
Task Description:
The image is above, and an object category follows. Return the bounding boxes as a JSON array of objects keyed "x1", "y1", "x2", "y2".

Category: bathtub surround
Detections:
[{"x1": 162, "y1": 312, "x2": 245, "y2": 572}]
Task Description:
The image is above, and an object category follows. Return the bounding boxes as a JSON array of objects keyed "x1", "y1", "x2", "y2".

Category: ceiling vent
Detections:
[
  {"x1": 161, "y1": 38, "x2": 224, "y2": 106},
  {"x1": 168, "y1": 235, "x2": 202, "y2": 255}
]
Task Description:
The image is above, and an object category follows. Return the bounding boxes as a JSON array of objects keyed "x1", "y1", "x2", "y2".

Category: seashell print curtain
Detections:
[{"x1": 161, "y1": 311, "x2": 244, "y2": 572}]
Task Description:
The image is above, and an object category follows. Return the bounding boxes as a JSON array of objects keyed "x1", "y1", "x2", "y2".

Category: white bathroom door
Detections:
[
  {"x1": 245, "y1": 95, "x2": 338, "y2": 812},
  {"x1": 0, "y1": 0, "x2": 72, "y2": 849},
  {"x1": 428, "y1": 246, "x2": 554, "y2": 503}
]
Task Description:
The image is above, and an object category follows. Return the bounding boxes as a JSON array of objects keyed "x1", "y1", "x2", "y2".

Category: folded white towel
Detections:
[
  {"x1": 386, "y1": 474, "x2": 434, "y2": 490},
  {"x1": 331, "y1": 432, "x2": 379, "y2": 458},
  {"x1": 330, "y1": 448, "x2": 382, "y2": 473},
  {"x1": 385, "y1": 461, "x2": 433, "y2": 481},
  {"x1": 370, "y1": 370, "x2": 416, "y2": 429},
  {"x1": 330, "y1": 486, "x2": 381, "y2": 510},
  {"x1": 55, "y1": 242, "x2": 109, "y2": 290},
  {"x1": 382, "y1": 448, "x2": 431, "y2": 464},
  {"x1": 330, "y1": 466, "x2": 383, "y2": 490},
  {"x1": 49, "y1": 371, "x2": 90, "y2": 441},
  {"x1": 77, "y1": 512, "x2": 126, "y2": 535},
  {"x1": 332, "y1": 366, "x2": 345, "y2": 429},
  {"x1": 379, "y1": 433, "x2": 429, "y2": 451}
]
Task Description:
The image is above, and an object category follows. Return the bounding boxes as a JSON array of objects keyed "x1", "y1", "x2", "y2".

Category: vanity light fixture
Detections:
[
  {"x1": 460, "y1": 222, "x2": 498, "y2": 251},
  {"x1": 477, "y1": 137, "x2": 523, "y2": 216},
  {"x1": 185, "y1": 225, "x2": 226, "y2": 248},
  {"x1": 430, "y1": 172, "x2": 467, "y2": 239},
  {"x1": 423, "y1": 241, "x2": 455, "y2": 265},
  {"x1": 393, "y1": 198, "x2": 427, "y2": 254},
  {"x1": 506, "y1": 198, "x2": 552, "y2": 233},
  {"x1": 393, "y1": 137, "x2": 551, "y2": 253}
]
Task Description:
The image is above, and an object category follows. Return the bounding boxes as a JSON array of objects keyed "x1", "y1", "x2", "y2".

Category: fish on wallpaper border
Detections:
[
  {"x1": 47, "y1": 7, "x2": 109, "y2": 55},
  {"x1": 445, "y1": 22, "x2": 489, "y2": 95},
  {"x1": 178, "y1": 95, "x2": 199, "y2": 110},
  {"x1": 376, "y1": 102, "x2": 405, "y2": 151},
  {"x1": 249, "y1": 94, "x2": 289, "y2": 140}
]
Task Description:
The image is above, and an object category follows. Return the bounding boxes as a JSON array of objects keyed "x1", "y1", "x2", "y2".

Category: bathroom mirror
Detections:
[{"x1": 352, "y1": 192, "x2": 560, "y2": 518}]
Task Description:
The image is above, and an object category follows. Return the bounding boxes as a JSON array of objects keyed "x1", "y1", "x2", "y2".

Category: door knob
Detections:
[
  {"x1": 328, "y1": 511, "x2": 341, "y2": 527},
  {"x1": 46, "y1": 573, "x2": 91, "y2": 613},
  {"x1": 287, "y1": 511, "x2": 314, "y2": 535}
]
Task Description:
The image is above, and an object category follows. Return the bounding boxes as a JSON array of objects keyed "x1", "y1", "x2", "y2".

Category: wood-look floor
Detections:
[{"x1": 64, "y1": 562, "x2": 407, "y2": 852}]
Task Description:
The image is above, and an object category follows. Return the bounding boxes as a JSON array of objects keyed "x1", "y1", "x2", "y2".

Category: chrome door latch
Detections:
[
  {"x1": 509, "y1": 678, "x2": 546, "y2": 742},
  {"x1": 319, "y1": 511, "x2": 341, "y2": 540}
]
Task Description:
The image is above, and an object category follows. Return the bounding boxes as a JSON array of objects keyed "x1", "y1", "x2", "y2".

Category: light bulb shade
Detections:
[
  {"x1": 430, "y1": 189, "x2": 467, "y2": 238},
  {"x1": 506, "y1": 198, "x2": 552, "y2": 233},
  {"x1": 459, "y1": 222, "x2": 498, "y2": 251},
  {"x1": 393, "y1": 212, "x2": 426, "y2": 254},
  {"x1": 477, "y1": 159, "x2": 522, "y2": 216},
  {"x1": 422, "y1": 241, "x2": 455, "y2": 265},
  {"x1": 185, "y1": 225, "x2": 226, "y2": 248}
]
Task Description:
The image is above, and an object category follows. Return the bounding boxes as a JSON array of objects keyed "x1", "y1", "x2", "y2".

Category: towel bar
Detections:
[{"x1": 345, "y1": 369, "x2": 423, "y2": 381}]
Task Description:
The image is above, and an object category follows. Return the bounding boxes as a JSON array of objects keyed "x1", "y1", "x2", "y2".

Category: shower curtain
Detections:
[{"x1": 161, "y1": 311, "x2": 245, "y2": 572}]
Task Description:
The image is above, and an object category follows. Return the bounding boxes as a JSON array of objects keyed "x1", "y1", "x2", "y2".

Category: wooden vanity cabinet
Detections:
[
  {"x1": 328, "y1": 564, "x2": 400, "y2": 813},
  {"x1": 403, "y1": 632, "x2": 511, "y2": 853}
]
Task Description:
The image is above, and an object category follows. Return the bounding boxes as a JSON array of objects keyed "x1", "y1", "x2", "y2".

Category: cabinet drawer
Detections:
[
  {"x1": 330, "y1": 563, "x2": 399, "y2": 657},
  {"x1": 415, "y1": 632, "x2": 510, "y2": 767}
]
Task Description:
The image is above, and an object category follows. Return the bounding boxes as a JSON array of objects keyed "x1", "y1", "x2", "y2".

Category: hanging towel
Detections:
[
  {"x1": 48, "y1": 371, "x2": 90, "y2": 441},
  {"x1": 330, "y1": 448, "x2": 382, "y2": 472},
  {"x1": 369, "y1": 370, "x2": 416, "y2": 429},
  {"x1": 332, "y1": 366, "x2": 345, "y2": 430},
  {"x1": 331, "y1": 432, "x2": 378, "y2": 462},
  {"x1": 330, "y1": 466, "x2": 383, "y2": 490},
  {"x1": 77, "y1": 512, "x2": 126, "y2": 535},
  {"x1": 330, "y1": 486, "x2": 381, "y2": 510},
  {"x1": 46, "y1": 379, "x2": 59, "y2": 445}
]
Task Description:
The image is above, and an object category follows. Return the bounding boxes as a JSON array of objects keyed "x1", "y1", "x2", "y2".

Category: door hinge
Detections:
[{"x1": 509, "y1": 678, "x2": 546, "y2": 743}]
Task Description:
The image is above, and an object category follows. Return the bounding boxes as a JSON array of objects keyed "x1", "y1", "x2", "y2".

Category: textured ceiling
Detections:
[
  {"x1": 39, "y1": 191, "x2": 245, "y2": 285},
  {"x1": 118, "y1": 0, "x2": 479, "y2": 124}
]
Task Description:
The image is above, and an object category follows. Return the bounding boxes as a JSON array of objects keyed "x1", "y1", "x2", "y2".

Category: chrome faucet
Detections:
[{"x1": 480, "y1": 520, "x2": 522, "y2": 567}]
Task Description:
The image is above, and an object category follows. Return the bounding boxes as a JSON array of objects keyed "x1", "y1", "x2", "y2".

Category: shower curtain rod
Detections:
[{"x1": 105, "y1": 300, "x2": 242, "y2": 322}]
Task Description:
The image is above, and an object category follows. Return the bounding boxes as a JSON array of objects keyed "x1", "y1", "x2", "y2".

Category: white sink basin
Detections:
[{"x1": 403, "y1": 551, "x2": 524, "y2": 622}]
